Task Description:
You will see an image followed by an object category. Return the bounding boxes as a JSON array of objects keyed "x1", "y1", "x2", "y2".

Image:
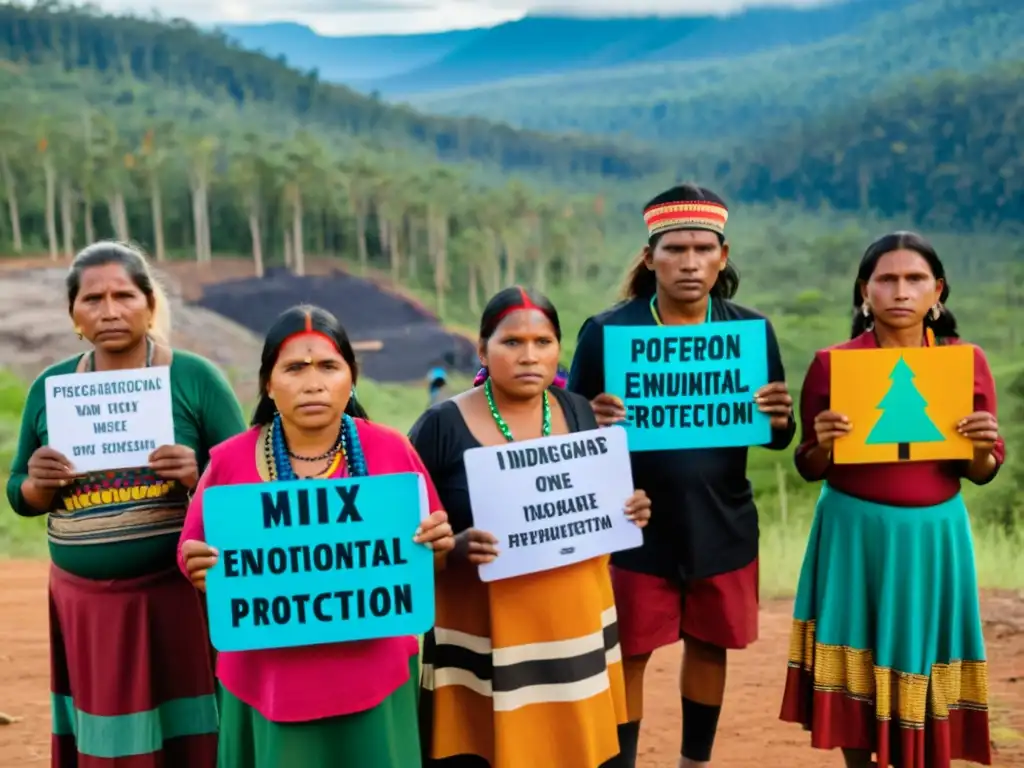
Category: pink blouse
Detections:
[{"x1": 177, "y1": 419, "x2": 443, "y2": 723}]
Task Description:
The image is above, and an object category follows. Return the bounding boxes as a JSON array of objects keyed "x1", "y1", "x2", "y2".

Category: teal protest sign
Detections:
[
  {"x1": 203, "y1": 473, "x2": 433, "y2": 652},
  {"x1": 603, "y1": 319, "x2": 770, "y2": 451}
]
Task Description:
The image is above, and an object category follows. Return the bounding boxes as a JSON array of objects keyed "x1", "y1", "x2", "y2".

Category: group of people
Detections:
[{"x1": 6, "y1": 182, "x2": 1003, "y2": 768}]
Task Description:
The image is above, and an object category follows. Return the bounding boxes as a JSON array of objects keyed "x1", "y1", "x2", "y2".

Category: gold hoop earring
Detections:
[{"x1": 74, "y1": 326, "x2": 83, "y2": 340}]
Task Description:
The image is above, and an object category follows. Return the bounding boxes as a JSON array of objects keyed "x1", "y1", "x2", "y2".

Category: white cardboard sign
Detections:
[
  {"x1": 463, "y1": 426, "x2": 642, "y2": 582},
  {"x1": 44, "y1": 366, "x2": 175, "y2": 473}
]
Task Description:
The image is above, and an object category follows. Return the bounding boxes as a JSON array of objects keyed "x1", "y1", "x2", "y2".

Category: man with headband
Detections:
[{"x1": 567, "y1": 184, "x2": 795, "y2": 767}]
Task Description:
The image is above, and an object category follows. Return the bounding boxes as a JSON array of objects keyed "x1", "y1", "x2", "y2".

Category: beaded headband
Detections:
[{"x1": 643, "y1": 201, "x2": 729, "y2": 238}]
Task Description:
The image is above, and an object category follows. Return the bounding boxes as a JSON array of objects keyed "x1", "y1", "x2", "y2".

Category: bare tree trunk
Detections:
[
  {"x1": 83, "y1": 196, "x2": 95, "y2": 244},
  {"x1": 429, "y1": 213, "x2": 448, "y2": 316},
  {"x1": 114, "y1": 192, "x2": 129, "y2": 242},
  {"x1": 149, "y1": 175, "x2": 165, "y2": 261},
  {"x1": 389, "y1": 216, "x2": 403, "y2": 282},
  {"x1": 199, "y1": 184, "x2": 211, "y2": 262},
  {"x1": 468, "y1": 263, "x2": 479, "y2": 314},
  {"x1": 355, "y1": 209, "x2": 369, "y2": 274},
  {"x1": 292, "y1": 194, "x2": 305, "y2": 276},
  {"x1": 59, "y1": 179, "x2": 74, "y2": 258},
  {"x1": 502, "y1": 235, "x2": 518, "y2": 286},
  {"x1": 376, "y1": 208, "x2": 389, "y2": 262},
  {"x1": 407, "y1": 220, "x2": 421, "y2": 283},
  {"x1": 487, "y1": 230, "x2": 501, "y2": 295},
  {"x1": 44, "y1": 157, "x2": 58, "y2": 259},
  {"x1": 534, "y1": 252, "x2": 547, "y2": 293},
  {"x1": 0, "y1": 153, "x2": 22, "y2": 252},
  {"x1": 248, "y1": 211, "x2": 264, "y2": 278},
  {"x1": 283, "y1": 228, "x2": 293, "y2": 268},
  {"x1": 190, "y1": 183, "x2": 204, "y2": 262}
]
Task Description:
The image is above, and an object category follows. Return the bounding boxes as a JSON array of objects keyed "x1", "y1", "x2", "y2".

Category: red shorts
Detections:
[{"x1": 611, "y1": 559, "x2": 759, "y2": 657}]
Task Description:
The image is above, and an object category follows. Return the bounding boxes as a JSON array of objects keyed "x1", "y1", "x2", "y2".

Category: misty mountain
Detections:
[{"x1": 220, "y1": 0, "x2": 913, "y2": 95}]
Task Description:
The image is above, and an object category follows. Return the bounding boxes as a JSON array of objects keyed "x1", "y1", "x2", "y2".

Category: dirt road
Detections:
[{"x1": 1, "y1": 561, "x2": 1021, "y2": 766}]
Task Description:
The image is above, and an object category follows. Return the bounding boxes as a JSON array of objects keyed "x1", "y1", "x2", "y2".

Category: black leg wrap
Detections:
[
  {"x1": 601, "y1": 720, "x2": 641, "y2": 768},
  {"x1": 681, "y1": 698, "x2": 721, "y2": 762}
]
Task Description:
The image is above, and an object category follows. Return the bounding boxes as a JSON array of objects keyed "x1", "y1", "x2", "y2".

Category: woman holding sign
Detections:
[
  {"x1": 178, "y1": 305, "x2": 454, "y2": 768},
  {"x1": 411, "y1": 286, "x2": 652, "y2": 768},
  {"x1": 567, "y1": 184, "x2": 796, "y2": 768},
  {"x1": 780, "y1": 232, "x2": 1003, "y2": 768},
  {"x1": 6, "y1": 241, "x2": 247, "y2": 767}
]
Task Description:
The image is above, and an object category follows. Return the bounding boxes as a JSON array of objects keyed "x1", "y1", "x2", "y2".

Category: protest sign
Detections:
[
  {"x1": 830, "y1": 345, "x2": 974, "y2": 464},
  {"x1": 44, "y1": 366, "x2": 175, "y2": 473},
  {"x1": 203, "y1": 473, "x2": 433, "y2": 652},
  {"x1": 463, "y1": 426, "x2": 641, "y2": 582},
  {"x1": 603, "y1": 320, "x2": 770, "y2": 451}
]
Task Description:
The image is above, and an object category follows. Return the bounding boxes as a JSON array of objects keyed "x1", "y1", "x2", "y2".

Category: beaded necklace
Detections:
[
  {"x1": 266, "y1": 413, "x2": 367, "y2": 481},
  {"x1": 649, "y1": 295, "x2": 713, "y2": 326},
  {"x1": 484, "y1": 377, "x2": 551, "y2": 443}
]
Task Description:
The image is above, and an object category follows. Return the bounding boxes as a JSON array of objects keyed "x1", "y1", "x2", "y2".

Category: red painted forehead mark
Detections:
[
  {"x1": 494, "y1": 288, "x2": 543, "y2": 326},
  {"x1": 279, "y1": 329, "x2": 340, "y2": 359}
]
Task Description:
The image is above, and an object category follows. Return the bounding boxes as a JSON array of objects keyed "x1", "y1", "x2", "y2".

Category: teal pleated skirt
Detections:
[
  {"x1": 779, "y1": 483, "x2": 992, "y2": 767},
  {"x1": 217, "y1": 655, "x2": 422, "y2": 768}
]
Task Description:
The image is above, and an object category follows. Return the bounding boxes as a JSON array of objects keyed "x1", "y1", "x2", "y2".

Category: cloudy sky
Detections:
[{"x1": 91, "y1": 0, "x2": 839, "y2": 36}]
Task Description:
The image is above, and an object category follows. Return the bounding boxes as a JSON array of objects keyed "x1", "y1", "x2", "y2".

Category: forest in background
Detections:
[{"x1": 0, "y1": 1, "x2": 1022, "y2": 587}]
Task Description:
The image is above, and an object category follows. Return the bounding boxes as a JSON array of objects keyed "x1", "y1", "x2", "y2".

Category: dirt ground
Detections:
[{"x1": 0, "y1": 562, "x2": 1021, "y2": 766}]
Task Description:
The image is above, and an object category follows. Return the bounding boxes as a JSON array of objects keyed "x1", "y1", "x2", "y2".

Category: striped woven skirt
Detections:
[
  {"x1": 779, "y1": 484, "x2": 991, "y2": 767},
  {"x1": 49, "y1": 563, "x2": 218, "y2": 767}
]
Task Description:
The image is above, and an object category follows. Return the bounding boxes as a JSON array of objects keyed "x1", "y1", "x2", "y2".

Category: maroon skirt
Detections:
[{"x1": 49, "y1": 563, "x2": 218, "y2": 767}]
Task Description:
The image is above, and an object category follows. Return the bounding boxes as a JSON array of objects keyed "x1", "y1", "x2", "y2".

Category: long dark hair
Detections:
[
  {"x1": 252, "y1": 305, "x2": 369, "y2": 425},
  {"x1": 622, "y1": 184, "x2": 739, "y2": 301},
  {"x1": 475, "y1": 286, "x2": 562, "y2": 387},
  {"x1": 66, "y1": 240, "x2": 172, "y2": 342},
  {"x1": 851, "y1": 231, "x2": 958, "y2": 340}
]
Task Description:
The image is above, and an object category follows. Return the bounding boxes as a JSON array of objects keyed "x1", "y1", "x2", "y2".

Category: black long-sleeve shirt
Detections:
[{"x1": 567, "y1": 297, "x2": 795, "y2": 582}]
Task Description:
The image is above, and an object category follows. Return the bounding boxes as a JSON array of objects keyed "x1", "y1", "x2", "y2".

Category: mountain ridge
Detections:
[{"x1": 220, "y1": 0, "x2": 913, "y2": 95}]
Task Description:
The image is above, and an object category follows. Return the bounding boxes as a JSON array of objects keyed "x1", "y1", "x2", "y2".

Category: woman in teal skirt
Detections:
[
  {"x1": 780, "y1": 232, "x2": 1003, "y2": 768},
  {"x1": 177, "y1": 305, "x2": 456, "y2": 767}
]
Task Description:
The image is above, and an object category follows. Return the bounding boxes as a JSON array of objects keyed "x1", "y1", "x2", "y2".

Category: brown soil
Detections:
[{"x1": 0, "y1": 561, "x2": 1020, "y2": 767}]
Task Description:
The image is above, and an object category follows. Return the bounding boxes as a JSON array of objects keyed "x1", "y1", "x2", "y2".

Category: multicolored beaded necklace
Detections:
[
  {"x1": 484, "y1": 377, "x2": 551, "y2": 442},
  {"x1": 266, "y1": 412, "x2": 367, "y2": 481}
]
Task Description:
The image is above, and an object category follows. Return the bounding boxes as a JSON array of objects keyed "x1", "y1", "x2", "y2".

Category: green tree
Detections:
[{"x1": 866, "y1": 357, "x2": 944, "y2": 460}]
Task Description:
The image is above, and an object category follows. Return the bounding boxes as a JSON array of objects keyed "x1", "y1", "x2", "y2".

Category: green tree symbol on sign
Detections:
[{"x1": 865, "y1": 356, "x2": 943, "y2": 461}]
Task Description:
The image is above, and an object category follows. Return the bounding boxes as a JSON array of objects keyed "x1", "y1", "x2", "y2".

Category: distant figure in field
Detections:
[
  {"x1": 6, "y1": 241, "x2": 247, "y2": 767},
  {"x1": 179, "y1": 304, "x2": 454, "y2": 767},
  {"x1": 428, "y1": 365, "x2": 449, "y2": 405},
  {"x1": 780, "y1": 232, "x2": 1003, "y2": 768}
]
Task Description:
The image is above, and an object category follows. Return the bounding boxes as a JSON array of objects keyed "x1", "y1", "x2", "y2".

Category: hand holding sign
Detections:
[
  {"x1": 590, "y1": 393, "x2": 626, "y2": 427},
  {"x1": 624, "y1": 489, "x2": 651, "y2": 528},
  {"x1": 413, "y1": 510, "x2": 455, "y2": 554},
  {"x1": 182, "y1": 539, "x2": 218, "y2": 592},
  {"x1": 27, "y1": 446, "x2": 75, "y2": 489},
  {"x1": 453, "y1": 529, "x2": 500, "y2": 564},
  {"x1": 755, "y1": 382, "x2": 793, "y2": 429},
  {"x1": 957, "y1": 411, "x2": 1000, "y2": 456},
  {"x1": 813, "y1": 411, "x2": 852, "y2": 453},
  {"x1": 149, "y1": 444, "x2": 199, "y2": 489}
]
